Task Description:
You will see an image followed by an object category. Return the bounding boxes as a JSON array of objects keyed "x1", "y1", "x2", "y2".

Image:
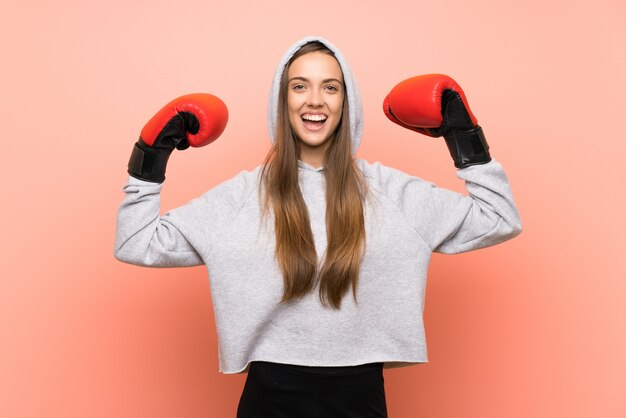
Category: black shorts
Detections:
[{"x1": 237, "y1": 360, "x2": 388, "y2": 418}]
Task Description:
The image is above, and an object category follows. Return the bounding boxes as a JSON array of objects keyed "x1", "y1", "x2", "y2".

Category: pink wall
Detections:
[{"x1": 1, "y1": 0, "x2": 625, "y2": 417}]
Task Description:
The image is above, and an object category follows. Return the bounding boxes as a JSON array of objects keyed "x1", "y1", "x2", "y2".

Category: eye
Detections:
[
  {"x1": 325, "y1": 84, "x2": 340, "y2": 92},
  {"x1": 292, "y1": 83, "x2": 306, "y2": 91}
]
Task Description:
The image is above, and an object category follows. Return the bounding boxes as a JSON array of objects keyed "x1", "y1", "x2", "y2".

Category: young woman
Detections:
[{"x1": 115, "y1": 36, "x2": 522, "y2": 418}]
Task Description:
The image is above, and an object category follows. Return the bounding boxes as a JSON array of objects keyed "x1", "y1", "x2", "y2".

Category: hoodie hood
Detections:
[{"x1": 267, "y1": 36, "x2": 363, "y2": 156}]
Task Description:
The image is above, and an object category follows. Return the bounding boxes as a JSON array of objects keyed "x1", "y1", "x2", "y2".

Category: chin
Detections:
[{"x1": 301, "y1": 134, "x2": 333, "y2": 147}]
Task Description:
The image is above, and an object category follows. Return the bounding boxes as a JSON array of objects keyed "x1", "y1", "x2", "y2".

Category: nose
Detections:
[{"x1": 306, "y1": 88, "x2": 323, "y2": 107}]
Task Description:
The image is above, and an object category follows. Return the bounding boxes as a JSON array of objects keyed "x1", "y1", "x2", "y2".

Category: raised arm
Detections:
[
  {"x1": 381, "y1": 74, "x2": 522, "y2": 253},
  {"x1": 114, "y1": 93, "x2": 228, "y2": 267}
]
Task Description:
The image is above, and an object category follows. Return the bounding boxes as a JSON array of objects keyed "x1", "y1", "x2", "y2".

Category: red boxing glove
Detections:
[
  {"x1": 128, "y1": 93, "x2": 228, "y2": 183},
  {"x1": 383, "y1": 74, "x2": 491, "y2": 168},
  {"x1": 140, "y1": 93, "x2": 228, "y2": 149}
]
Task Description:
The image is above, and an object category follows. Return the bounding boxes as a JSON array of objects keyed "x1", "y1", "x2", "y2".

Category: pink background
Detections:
[{"x1": 2, "y1": 0, "x2": 625, "y2": 417}]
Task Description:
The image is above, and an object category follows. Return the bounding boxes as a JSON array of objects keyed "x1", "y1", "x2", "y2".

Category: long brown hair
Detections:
[{"x1": 258, "y1": 41, "x2": 368, "y2": 310}]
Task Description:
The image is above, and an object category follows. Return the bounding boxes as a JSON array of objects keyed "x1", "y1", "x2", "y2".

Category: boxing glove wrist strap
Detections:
[
  {"x1": 443, "y1": 125, "x2": 492, "y2": 169},
  {"x1": 127, "y1": 140, "x2": 172, "y2": 183}
]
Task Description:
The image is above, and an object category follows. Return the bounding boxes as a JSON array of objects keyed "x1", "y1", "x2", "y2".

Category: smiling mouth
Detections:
[{"x1": 301, "y1": 114, "x2": 327, "y2": 131}]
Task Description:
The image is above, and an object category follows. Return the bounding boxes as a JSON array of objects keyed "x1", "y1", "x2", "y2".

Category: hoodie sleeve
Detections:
[
  {"x1": 114, "y1": 170, "x2": 255, "y2": 267},
  {"x1": 368, "y1": 159, "x2": 522, "y2": 254},
  {"x1": 113, "y1": 176, "x2": 204, "y2": 267}
]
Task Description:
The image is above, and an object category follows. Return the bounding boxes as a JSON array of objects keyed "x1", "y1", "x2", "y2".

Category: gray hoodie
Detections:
[{"x1": 114, "y1": 36, "x2": 522, "y2": 374}]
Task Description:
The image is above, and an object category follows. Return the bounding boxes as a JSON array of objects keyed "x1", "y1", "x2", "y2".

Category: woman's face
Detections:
[{"x1": 286, "y1": 51, "x2": 344, "y2": 166}]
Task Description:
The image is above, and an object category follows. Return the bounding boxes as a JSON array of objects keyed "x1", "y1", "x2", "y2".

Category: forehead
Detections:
[{"x1": 287, "y1": 51, "x2": 343, "y2": 81}]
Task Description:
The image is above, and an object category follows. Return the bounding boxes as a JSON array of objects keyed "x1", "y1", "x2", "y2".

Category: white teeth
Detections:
[{"x1": 302, "y1": 114, "x2": 327, "y2": 122}]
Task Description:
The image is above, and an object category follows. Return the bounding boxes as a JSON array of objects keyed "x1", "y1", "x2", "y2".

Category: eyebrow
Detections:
[{"x1": 288, "y1": 76, "x2": 343, "y2": 84}]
